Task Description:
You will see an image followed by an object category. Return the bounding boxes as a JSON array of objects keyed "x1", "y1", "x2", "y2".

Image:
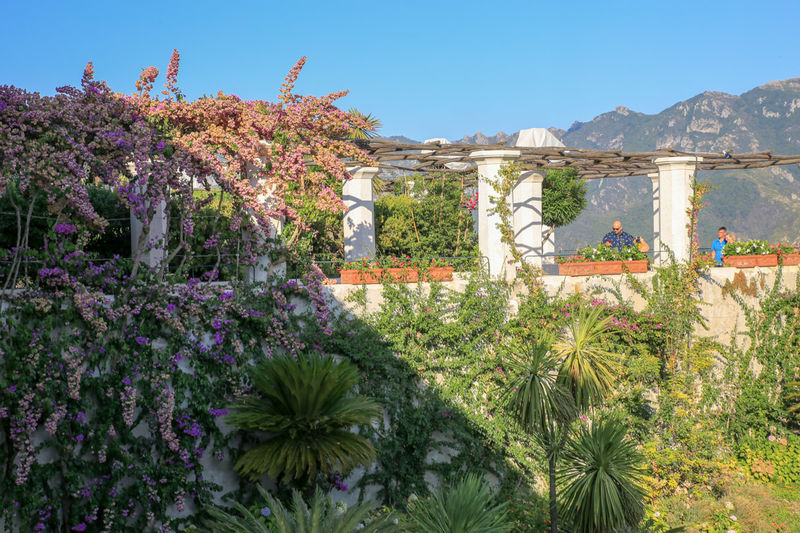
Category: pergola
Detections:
[{"x1": 342, "y1": 138, "x2": 800, "y2": 278}]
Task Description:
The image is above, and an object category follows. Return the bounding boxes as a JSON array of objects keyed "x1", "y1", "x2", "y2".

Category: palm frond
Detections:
[
  {"x1": 404, "y1": 474, "x2": 511, "y2": 533},
  {"x1": 501, "y1": 335, "x2": 575, "y2": 434},
  {"x1": 227, "y1": 351, "x2": 381, "y2": 485},
  {"x1": 201, "y1": 485, "x2": 398, "y2": 533},
  {"x1": 553, "y1": 305, "x2": 620, "y2": 411},
  {"x1": 347, "y1": 108, "x2": 382, "y2": 139},
  {"x1": 558, "y1": 418, "x2": 646, "y2": 533}
]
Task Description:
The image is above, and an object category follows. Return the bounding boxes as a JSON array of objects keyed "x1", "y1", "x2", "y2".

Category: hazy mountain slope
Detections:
[
  {"x1": 383, "y1": 77, "x2": 800, "y2": 251},
  {"x1": 554, "y1": 78, "x2": 800, "y2": 251}
]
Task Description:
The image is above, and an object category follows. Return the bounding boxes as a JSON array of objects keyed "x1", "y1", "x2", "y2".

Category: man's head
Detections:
[
  {"x1": 612, "y1": 220, "x2": 623, "y2": 235},
  {"x1": 718, "y1": 226, "x2": 727, "y2": 239}
]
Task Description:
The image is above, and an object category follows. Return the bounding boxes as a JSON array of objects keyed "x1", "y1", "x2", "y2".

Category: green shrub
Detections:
[{"x1": 403, "y1": 474, "x2": 511, "y2": 533}]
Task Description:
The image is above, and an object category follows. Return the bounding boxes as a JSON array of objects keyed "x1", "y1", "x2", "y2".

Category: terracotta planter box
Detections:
[
  {"x1": 339, "y1": 266, "x2": 453, "y2": 284},
  {"x1": 781, "y1": 253, "x2": 800, "y2": 266},
  {"x1": 557, "y1": 260, "x2": 648, "y2": 277},
  {"x1": 423, "y1": 266, "x2": 454, "y2": 281},
  {"x1": 723, "y1": 254, "x2": 779, "y2": 268}
]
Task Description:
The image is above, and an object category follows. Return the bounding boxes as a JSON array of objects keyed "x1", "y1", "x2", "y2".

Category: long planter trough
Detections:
[
  {"x1": 557, "y1": 260, "x2": 648, "y2": 277},
  {"x1": 340, "y1": 266, "x2": 454, "y2": 284},
  {"x1": 723, "y1": 254, "x2": 779, "y2": 268}
]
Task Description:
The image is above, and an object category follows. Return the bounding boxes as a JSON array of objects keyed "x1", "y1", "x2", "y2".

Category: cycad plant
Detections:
[
  {"x1": 227, "y1": 351, "x2": 381, "y2": 488},
  {"x1": 403, "y1": 474, "x2": 511, "y2": 533},
  {"x1": 201, "y1": 485, "x2": 398, "y2": 533},
  {"x1": 558, "y1": 418, "x2": 646, "y2": 533}
]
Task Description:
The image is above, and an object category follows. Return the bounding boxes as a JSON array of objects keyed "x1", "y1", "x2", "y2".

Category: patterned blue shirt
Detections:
[
  {"x1": 602, "y1": 230, "x2": 636, "y2": 251},
  {"x1": 712, "y1": 238, "x2": 727, "y2": 265}
]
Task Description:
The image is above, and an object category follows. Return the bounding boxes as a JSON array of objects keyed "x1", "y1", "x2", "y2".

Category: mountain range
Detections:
[{"x1": 387, "y1": 77, "x2": 800, "y2": 251}]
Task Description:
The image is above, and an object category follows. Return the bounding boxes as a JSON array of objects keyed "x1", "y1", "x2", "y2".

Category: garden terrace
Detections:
[{"x1": 341, "y1": 138, "x2": 800, "y2": 278}]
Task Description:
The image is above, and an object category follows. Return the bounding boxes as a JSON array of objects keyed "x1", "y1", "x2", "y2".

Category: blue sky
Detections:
[{"x1": 2, "y1": 0, "x2": 798, "y2": 141}]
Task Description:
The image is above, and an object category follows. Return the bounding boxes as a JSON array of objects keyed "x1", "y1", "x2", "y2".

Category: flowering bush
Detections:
[
  {"x1": 555, "y1": 244, "x2": 647, "y2": 264},
  {"x1": 338, "y1": 257, "x2": 454, "y2": 271},
  {"x1": 0, "y1": 51, "x2": 371, "y2": 531},
  {"x1": 723, "y1": 239, "x2": 780, "y2": 256}
]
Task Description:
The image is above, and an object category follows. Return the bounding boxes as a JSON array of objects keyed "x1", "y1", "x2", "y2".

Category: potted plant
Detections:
[
  {"x1": 556, "y1": 244, "x2": 648, "y2": 276},
  {"x1": 779, "y1": 244, "x2": 800, "y2": 266},
  {"x1": 338, "y1": 257, "x2": 454, "y2": 284},
  {"x1": 722, "y1": 240, "x2": 779, "y2": 267}
]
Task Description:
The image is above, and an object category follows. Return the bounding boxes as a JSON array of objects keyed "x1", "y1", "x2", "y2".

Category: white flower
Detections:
[
  {"x1": 730, "y1": 514, "x2": 737, "y2": 521},
  {"x1": 653, "y1": 511, "x2": 661, "y2": 518}
]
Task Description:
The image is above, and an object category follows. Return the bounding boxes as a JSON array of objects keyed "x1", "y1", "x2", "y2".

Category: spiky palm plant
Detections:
[
  {"x1": 558, "y1": 418, "x2": 646, "y2": 533},
  {"x1": 201, "y1": 485, "x2": 398, "y2": 533},
  {"x1": 404, "y1": 474, "x2": 511, "y2": 533},
  {"x1": 227, "y1": 351, "x2": 381, "y2": 487},
  {"x1": 553, "y1": 305, "x2": 620, "y2": 411},
  {"x1": 502, "y1": 336, "x2": 574, "y2": 533},
  {"x1": 347, "y1": 108, "x2": 382, "y2": 140},
  {"x1": 502, "y1": 336, "x2": 574, "y2": 434}
]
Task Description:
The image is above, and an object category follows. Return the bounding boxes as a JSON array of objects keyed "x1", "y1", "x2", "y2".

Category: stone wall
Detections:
[{"x1": 323, "y1": 266, "x2": 800, "y2": 348}]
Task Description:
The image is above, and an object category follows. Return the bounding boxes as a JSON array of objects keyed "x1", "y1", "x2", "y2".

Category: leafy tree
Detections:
[
  {"x1": 403, "y1": 474, "x2": 511, "y2": 533},
  {"x1": 375, "y1": 174, "x2": 478, "y2": 259},
  {"x1": 227, "y1": 351, "x2": 381, "y2": 489},
  {"x1": 542, "y1": 167, "x2": 586, "y2": 231},
  {"x1": 201, "y1": 485, "x2": 398, "y2": 533},
  {"x1": 558, "y1": 418, "x2": 646, "y2": 533}
]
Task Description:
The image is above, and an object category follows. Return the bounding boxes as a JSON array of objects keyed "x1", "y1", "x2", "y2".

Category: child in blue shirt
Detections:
[{"x1": 712, "y1": 226, "x2": 728, "y2": 266}]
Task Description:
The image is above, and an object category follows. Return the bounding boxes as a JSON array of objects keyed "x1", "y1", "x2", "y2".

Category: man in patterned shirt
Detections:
[{"x1": 602, "y1": 220, "x2": 646, "y2": 251}]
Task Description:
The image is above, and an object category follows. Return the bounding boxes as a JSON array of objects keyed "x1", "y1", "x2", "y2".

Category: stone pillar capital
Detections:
[
  {"x1": 654, "y1": 156, "x2": 703, "y2": 170},
  {"x1": 346, "y1": 166, "x2": 381, "y2": 179},
  {"x1": 519, "y1": 170, "x2": 545, "y2": 184},
  {"x1": 469, "y1": 150, "x2": 521, "y2": 167}
]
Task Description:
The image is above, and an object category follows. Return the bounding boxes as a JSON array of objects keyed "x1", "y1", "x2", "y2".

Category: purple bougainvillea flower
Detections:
[
  {"x1": 72, "y1": 523, "x2": 87, "y2": 531},
  {"x1": 54, "y1": 223, "x2": 78, "y2": 235}
]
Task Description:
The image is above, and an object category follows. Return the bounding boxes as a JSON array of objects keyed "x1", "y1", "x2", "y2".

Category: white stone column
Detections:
[
  {"x1": 469, "y1": 150, "x2": 520, "y2": 279},
  {"x1": 513, "y1": 171, "x2": 544, "y2": 267},
  {"x1": 648, "y1": 172, "x2": 662, "y2": 265},
  {"x1": 542, "y1": 226, "x2": 555, "y2": 265},
  {"x1": 654, "y1": 156, "x2": 702, "y2": 264},
  {"x1": 343, "y1": 167, "x2": 379, "y2": 262},
  {"x1": 248, "y1": 163, "x2": 285, "y2": 283},
  {"x1": 130, "y1": 192, "x2": 167, "y2": 269}
]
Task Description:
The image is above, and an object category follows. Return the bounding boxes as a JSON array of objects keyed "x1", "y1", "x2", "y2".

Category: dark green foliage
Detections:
[
  {"x1": 375, "y1": 174, "x2": 478, "y2": 259},
  {"x1": 558, "y1": 419, "x2": 646, "y2": 533},
  {"x1": 542, "y1": 167, "x2": 586, "y2": 229},
  {"x1": 403, "y1": 474, "x2": 511, "y2": 533},
  {"x1": 227, "y1": 351, "x2": 381, "y2": 486},
  {"x1": 502, "y1": 336, "x2": 573, "y2": 436},
  {"x1": 0, "y1": 181, "x2": 130, "y2": 258},
  {"x1": 202, "y1": 485, "x2": 398, "y2": 533},
  {"x1": 84, "y1": 185, "x2": 131, "y2": 258}
]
